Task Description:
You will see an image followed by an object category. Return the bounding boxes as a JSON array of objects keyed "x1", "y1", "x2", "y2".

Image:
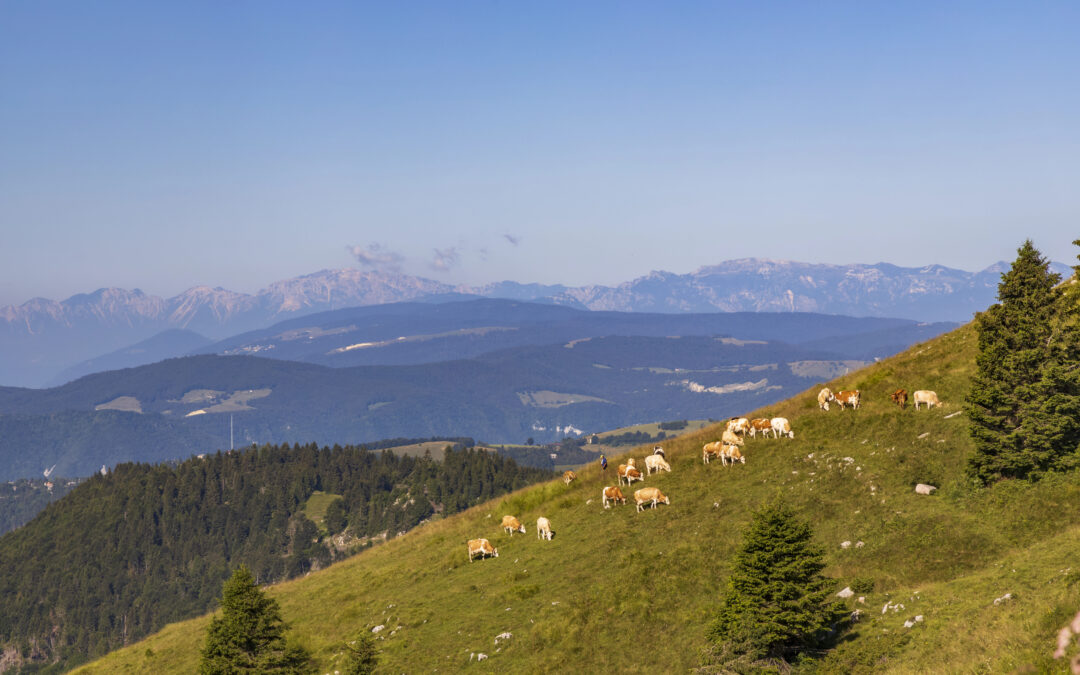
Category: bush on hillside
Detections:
[
  {"x1": 967, "y1": 240, "x2": 1080, "y2": 483},
  {"x1": 199, "y1": 565, "x2": 309, "y2": 674},
  {"x1": 701, "y1": 500, "x2": 845, "y2": 672}
]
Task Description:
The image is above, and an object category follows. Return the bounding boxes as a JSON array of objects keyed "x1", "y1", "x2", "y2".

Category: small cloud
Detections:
[
  {"x1": 347, "y1": 243, "x2": 403, "y2": 270},
  {"x1": 503, "y1": 234, "x2": 520, "y2": 246},
  {"x1": 430, "y1": 247, "x2": 460, "y2": 272},
  {"x1": 478, "y1": 247, "x2": 489, "y2": 261}
]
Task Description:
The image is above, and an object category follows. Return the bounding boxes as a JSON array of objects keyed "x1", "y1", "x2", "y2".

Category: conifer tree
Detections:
[
  {"x1": 199, "y1": 565, "x2": 309, "y2": 674},
  {"x1": 703, "y1": 501, "x2": 843, "y2": 671},
  {"x1": 967, "y1": 240, "x2": 1064, "y2": 483}
]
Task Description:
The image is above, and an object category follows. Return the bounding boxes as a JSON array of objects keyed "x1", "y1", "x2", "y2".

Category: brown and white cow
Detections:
[
  {"x1": 562, "y1": 470, "x2": 577, "y2": 485},
  {"x1": 703, "y1": 441, "x2": 724, "y2": 464},
  {"x1": 467, "y1": 538, "x2": 498, "y2": 562},
  {"x1": 501, "y1": 515, "x2": 526, "y2": 536},
  {"x1": 634, "y1": 486, "x2": 671, "y2": 511},
  {"x1": 721, "y1": 429, "x2": 745, "y2": 447},
  {"x1": 725, "y1": 417, "x2": 750, "y2": 435},
  {"x1": 913, "y1": 390, "x2": 940, "y2": 410},
  {"x1": 536, "y1": 517, "x2": 553, "y2": 541},
  {"x1": 602, "y1": 486, "x2": 626, "y2": 508},
  {"x1": 644, "y1": 454, "x2": 671, "y2": 475},
  {"x1": 818, "y1": 387, "x2": 835, "y2": 411},
  {"x1": 617, "y1": 464, "x2": 631, "y2": 485},
  {"x1": 770, "y1": 417, "x2": 794, "y2": 439},
  {"x1": 835, "y1": 390, "x2": 861, "y2": 410},
  {"x1": 624, "y1": 467, "x2": 644, "y2": 485},
  {"x1": 749, "y1": 418, "x2": 773, "y2": 439},
  {"x1": 890, "y1": 388, "x2": 908, "y2": 409},
  {"x1": 721, "y1": 444, "x2": 746, "y2": 467}
]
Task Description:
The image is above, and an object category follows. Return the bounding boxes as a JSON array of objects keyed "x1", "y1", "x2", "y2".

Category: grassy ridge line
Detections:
[{"x1": 73, "y1": 324, "x2": 1080, "y2": 673}]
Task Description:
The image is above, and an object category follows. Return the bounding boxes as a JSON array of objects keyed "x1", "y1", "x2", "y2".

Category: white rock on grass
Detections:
[
  {"x1": 856, "y1": 541, "x2": 865, "y2": 548},
  {"x1": 840, "y1": 541, "x2": 852, "y2": 549},
  {"x1": 837, "y1": 586, "x2": 854, "y2": 598},
  {"x1": 372, "y1": 625, "x2": 385, "y2": 633},
  {"x1": 993, "y1": 593, "x2": 1014, "y2": 606},
  {"x1": 915, "y1": 484, "x2": 938, "y2": 495},
  {"x1": 494, "y1": 632, "x2": 513, "y2": 644},
  {"x1": 917, "y1": 432, "x2": 930, "y2": 439}
]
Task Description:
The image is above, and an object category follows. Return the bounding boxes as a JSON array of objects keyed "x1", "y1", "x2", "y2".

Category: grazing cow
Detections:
[
  {"x1": 770, "y1": 417, "x2": 794, "y2": 439},
  {"x1": 602, "y1": 486, "x2": 626, "y2": 508},
  {"x1": 467, "y1": 538, "x2": 498, "y2": 562},
  {"x1": 562, "y1": 470, "x2": 577, "y2": 485},
  {"x1": 721, "y1": 444, "x2": 746, "y2": 467},
  {"x1": 725, "y1": 417, "x2": 750, "y2": 435},
  {"x1": 913, "y1": 390, "x2": 940, "y2": 410},
  {"x1": 818, "y1": 387, "x2": 835, "y2": 411},
  {"x1": 890, "y1": 388, "x2": 908, "y2": 409},
  {"x1": 721, "y1": 429, "x2": 745, "y2": 447},
  {"x1": 634, "y1": 486, "x2": 671, "y2": 511},
  {"x1": 703, "y1": 442, "x2": 724, "y2": 464},
  {"x1": 644, "y1": 454, "x2": 671, "y2": 475},
  {"x1": 536, "y1": 517, "x2": 553, "y2": 541},
  {"x1": 501, "y1": 515, "x2": 526, "y2": 536},
  {"x1": 835, "y1": 390, "x2": 861, "y2": 410},
  {"x1": 624, "y1": 467, "x2": 644, "y2": 485},
  {"x1": 653, "y1": 445, "x2": 666, "y2": 458},
  {"x1": 749, "y1": 418, "x2": 773, "y2": 439}
]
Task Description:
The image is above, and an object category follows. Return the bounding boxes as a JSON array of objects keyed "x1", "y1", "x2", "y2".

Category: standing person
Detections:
[{"x1": 600, "y1": 454, "x2": 607, "y2": 477}]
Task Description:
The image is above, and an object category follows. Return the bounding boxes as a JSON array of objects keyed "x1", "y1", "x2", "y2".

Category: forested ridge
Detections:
[{"x1": 0, "y1": 443, "x2": 551, "y2": 673}]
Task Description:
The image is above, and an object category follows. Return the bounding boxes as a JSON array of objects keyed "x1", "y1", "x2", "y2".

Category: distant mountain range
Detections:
[
  {"x1": 1, "y1": 259, "x2": 1066, "y2": 387},
  {"x1": 0, "y1": 300, "x2": 959, "y2": 481}
]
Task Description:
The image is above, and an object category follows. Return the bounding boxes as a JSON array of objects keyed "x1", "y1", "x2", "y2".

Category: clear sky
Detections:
[{"x1": 2, "y1": 2, "x2": 1078, "y2": 306}]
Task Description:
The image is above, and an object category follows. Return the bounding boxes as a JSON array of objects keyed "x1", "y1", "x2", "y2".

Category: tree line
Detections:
[{"x1": 0, "y1": 442, "x2": 551, "y2": 672}]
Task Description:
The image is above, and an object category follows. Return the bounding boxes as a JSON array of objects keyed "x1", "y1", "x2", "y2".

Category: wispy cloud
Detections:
[
  {"x1": 430, "y1": 247, "x2": 460, "y2": 272},
  {"x1": 503, "y1": 234, "x2": 520, "y2": 246},
  {"x1": 347, "y1": 243, "x2": 403, "y2": 270}
]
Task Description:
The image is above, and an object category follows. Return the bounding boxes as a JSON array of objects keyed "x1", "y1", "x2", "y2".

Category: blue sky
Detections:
[{"x1": 2, "y1": 2, "x2": 1078, "y2": 306}]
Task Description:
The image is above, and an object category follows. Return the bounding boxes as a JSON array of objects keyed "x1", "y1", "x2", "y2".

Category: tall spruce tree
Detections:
[
  {"x1": 199, "y1": 565, "x2": 309, "y2": 674},
  {"x1": 703, "y1": 501, "x2": 843, "y2": 671},
  {"x1": 966, "y1": 240, "x2": 1068, "y2": 483}
]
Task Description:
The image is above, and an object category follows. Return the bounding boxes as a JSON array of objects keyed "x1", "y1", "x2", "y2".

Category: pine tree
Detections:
[
  {"x1": 703, "y1": 501, "x2": 843, "y2": 671},
  {"x1": 967, "y1": 240, "x2": 1066, "y2": 483},
  {"x1": 340, "y1": 631, "x2": 379, "y2": 675},
  {"x1": 199, "y1": 565, "x2": 309, "y2": 674}
]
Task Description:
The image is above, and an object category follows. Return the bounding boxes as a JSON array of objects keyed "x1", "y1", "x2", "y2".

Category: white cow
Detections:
[
  {"x1": 770, "y1": 417, "x2": 794, "y2": 439},
  {"x1": 644, "y1": 454, "x2": 671, "y2": 475},
  {"x1": 913, "y1": 390, "x2": 940, "y2": 410},
  {"x1": 818, "y1": 387, "x2": 835, "y2": 411},
  {"x1": 721, "y1": 429, "x2": 744, "y2": 447},
  {"x1": 536, "y1": 517, "x2": 553, "y2": 540}
]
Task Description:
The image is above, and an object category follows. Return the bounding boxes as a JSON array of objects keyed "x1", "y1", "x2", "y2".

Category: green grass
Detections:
[
  {"x1": 73, "y1": 323, "x2": 1080, "y2": 673},
  {"x1": 301, "y1": 491, "x2": 342, "y2": 532}
]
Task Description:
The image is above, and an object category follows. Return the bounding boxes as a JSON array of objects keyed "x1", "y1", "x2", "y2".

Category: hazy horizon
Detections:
[{"x1": 3, "y1": 2, "x2": 1078, "y2": 306}]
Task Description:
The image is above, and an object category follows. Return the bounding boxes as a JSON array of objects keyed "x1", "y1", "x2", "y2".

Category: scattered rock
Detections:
[
  {"x1": 917, "y1": 432, "x2": 930, "y2": 439},
  {"x1": 903, "y1": 619, "x2": 915, "y2": 628},
  {"x1": 857, "y1": 596, "x2": 866, "y2": 604},
  {"x1": 840, "y1": 541, "x2": 852, "y2": 549},
  {"x1": 372, "y1": 625, "x2": 385, "y2": 633},
  {"x1": 944, "y1": 411, "x2": 963, "y2": 419},
  {"x1": 915, "y1": 615, "x2": 924, "y2": 623},
  {"x1": 915, "y1": 484, "x2": 937, "y2": 495},
  {"x1": 477, "y1": 653, "x2": 488, "y2": 661},
  {"x1": 993, "y1": 593, "x2": 1014, "y2": 606},
  {"x1": 586, "y1": 499, "x2": 593, "y2": 505},
  {"x1": 494, "y1": 632, "x2": 513, "y2": 644},
  {"x1": 837, "y1": 586, "x2": 854, "y2": 599},
  {"x1": 851, "y1": 609, "x2": 863, "y2": 622}
]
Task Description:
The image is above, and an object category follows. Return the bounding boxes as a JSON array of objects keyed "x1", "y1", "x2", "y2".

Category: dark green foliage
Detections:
[
  {"x1": 659, "y1": 419, "x2": 689, "y2": 430},
  {"x1": 704, "y1": 501, "x2": 844, "y2": 670},
  {"x1": 0, "y1": 477, "x2": 79, "y2": 536},
  {"x1": 323, "y1": 498, "x2": 347, "y2": 533},
  {"x1": 340, "y1": 632, "x2": 378, "y2": 675},
  {"x1": 967, "y1": 240, "x2": 1080, "y2": 483},
  {"x1": 0, "y1": 443, "x2": 551, "y2": 671},
  {"x1": 199, "y1": 566, "x2": 309, "y2": 674}
]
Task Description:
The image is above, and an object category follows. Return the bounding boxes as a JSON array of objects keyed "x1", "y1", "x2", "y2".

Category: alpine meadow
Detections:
[{"x1": 61, "y1": 243, "x2": 1080, "y2": 673}]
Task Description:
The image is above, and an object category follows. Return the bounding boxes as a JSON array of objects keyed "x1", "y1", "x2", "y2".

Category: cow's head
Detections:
[{"x1": 492, "y1": 548, "x2": 499, "y2": 558}]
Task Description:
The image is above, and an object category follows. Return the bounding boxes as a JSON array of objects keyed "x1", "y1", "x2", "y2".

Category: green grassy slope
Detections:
[{"x1": 73, "y1": 323, "x2": 1080, "y2": 673}]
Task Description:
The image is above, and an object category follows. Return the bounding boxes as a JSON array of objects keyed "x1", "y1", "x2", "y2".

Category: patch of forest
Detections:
[{"x1": 0, "y1": 443, "x2": 551, "y2": 673}]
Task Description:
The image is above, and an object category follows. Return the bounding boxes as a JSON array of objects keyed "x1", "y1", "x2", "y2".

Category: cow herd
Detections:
[{"x1": 469, "y1": 385, "x2": 944, "y2": 562}]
